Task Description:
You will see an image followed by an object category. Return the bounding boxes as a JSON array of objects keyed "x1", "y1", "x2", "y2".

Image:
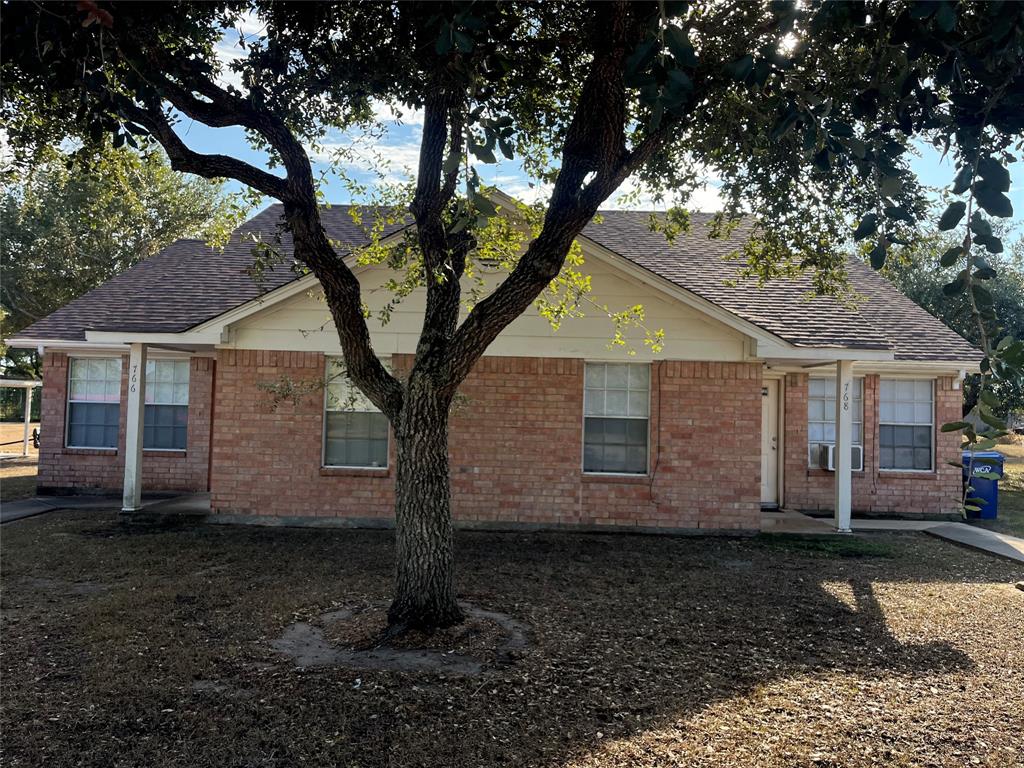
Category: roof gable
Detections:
[{"x1": 12, "y1": 202, "x2": 978, "y2": 363}]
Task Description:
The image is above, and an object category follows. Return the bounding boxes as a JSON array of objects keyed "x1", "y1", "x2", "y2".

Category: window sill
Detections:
[
  {"x1": 144, "y1": 449, "x2": 187, "y2": 458},
  {"x1": 878, "y1": 469, "x2": 937, "y2": 479},
  {"x1": 320, "y1": 466, "x2": 391, "y2": 478},
  {"x1": 581, "y1": 472, "x2": 650, "y2": 484},
  {"x1": 63, "y1": 447, "x2": 117, "y2": 456},
  {"x1": 806, "y1": 468, "x2": 866, "y2": 477}
]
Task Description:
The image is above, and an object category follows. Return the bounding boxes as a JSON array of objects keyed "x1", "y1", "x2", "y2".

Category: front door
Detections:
[{"x1": 761, "y1": 380, "x2": 779, "y2": 507}]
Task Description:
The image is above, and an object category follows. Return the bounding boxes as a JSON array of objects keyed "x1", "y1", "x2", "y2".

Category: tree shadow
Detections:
[{"x1": 1, "y1": 518, "x2": 1012, "y2": 768}]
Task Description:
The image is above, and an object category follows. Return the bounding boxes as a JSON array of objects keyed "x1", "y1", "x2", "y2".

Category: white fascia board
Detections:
[
  {"x1": 769, "y1": 359, "x2": 978, "y2": 376},
  {"x1": 84, "y1": 331, "x2": 221, "y2": 346},
  {"x1": 576, "y1": 235, "x2": 793, "y2": 350},
  {"x1": 6, "y1": 338, "x2": 129, "y2": 352},
  {"x1": 757, "y1": 342, "x2": 896, "y2": 362}
]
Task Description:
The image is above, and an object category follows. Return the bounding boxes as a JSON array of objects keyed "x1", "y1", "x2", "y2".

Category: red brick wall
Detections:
[
  {"x1": 208, "y1": 351, "x2": 764, "y2": 531},
  {"x1": 37, "y1": 352, "x2": 213, "y2": 494},
  {"x1": 782, "y1": 373, "x2": 962, "y2": 515}
]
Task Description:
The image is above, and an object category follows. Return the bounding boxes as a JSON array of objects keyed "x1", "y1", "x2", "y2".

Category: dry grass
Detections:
[
  {"x1": 2, "y1": 512, "x2": 1022, "y2": 767},
  {"x1": 970, "y1": 437, "x2": 1024, "y2": 538},
  {"x1": 0, "y1": 422, "x2": 39, "y2": 503}
]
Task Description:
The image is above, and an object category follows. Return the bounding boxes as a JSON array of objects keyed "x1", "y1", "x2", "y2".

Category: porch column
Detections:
[
  {"x1": 21, "y1": 385, "x2": 33, "y2": 457},
  {"x1": 122, "y1": 343, "x2": 148, "y2": 512},
  {"x1": 833, "y1": 359, "x2": 854, "y2": 533}
]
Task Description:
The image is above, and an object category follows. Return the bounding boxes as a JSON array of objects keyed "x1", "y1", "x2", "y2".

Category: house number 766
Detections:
[{"x1": 130, "y1": 364, "x2": 139, "y2": 394}]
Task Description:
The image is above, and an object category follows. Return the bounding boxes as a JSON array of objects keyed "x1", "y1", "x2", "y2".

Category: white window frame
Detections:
[
  {"x1": 582, "y1": 361, "x2": 651, "y2": 477},
  {"x1": 143, "y1": 358, "x2": 190, "y2": 452},
  {"x1": 65, "y1": 356, "x2": 122, "y2": 450},
  {"x1": 322, "y1": 357, "x2": 390, "y2": 470},
  {"x1": 879, "y1": 377, "x2": 935, "y2": 473},
  {"x1": 807, "y1": 376, "x2": 864, "y2": 468}
]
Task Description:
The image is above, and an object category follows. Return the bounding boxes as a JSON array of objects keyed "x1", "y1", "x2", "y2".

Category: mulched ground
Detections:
[{"x1": 1, "y1": 512, "x2": 1022, "y2": 768}]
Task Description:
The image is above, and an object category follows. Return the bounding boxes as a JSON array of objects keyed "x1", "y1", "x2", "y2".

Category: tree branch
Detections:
[
  {"x1": 117, "y1": 99, "x2": 291, "y2": 199},
  {"x1": 440, "y1": 0, "x2": 645, "y2": 387}
]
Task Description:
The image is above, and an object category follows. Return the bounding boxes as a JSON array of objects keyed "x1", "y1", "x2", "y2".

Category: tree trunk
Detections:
[{"x1": 387, "y1": 378, "x2": 464, "y2": 630}]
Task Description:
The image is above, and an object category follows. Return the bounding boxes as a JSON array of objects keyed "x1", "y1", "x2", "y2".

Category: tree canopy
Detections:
[
  {"x1": 1, "y1": 145, "x2": 237, "y2": 378},
  {"x1": 3, "y1": 0, "x2": 1023, "y2": 627}
]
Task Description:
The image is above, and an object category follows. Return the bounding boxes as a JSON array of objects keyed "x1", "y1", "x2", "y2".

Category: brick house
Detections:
[{"x1": 8, "y1": 198, "x2": 979, "y2": 533}]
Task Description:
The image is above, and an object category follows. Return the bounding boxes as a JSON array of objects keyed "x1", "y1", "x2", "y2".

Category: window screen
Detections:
[
  {"x1": 807, "y1": 377, "x2": 864, "y2": 467},
  {"x1": 324, "y1": 359, "x2": 389, "y2": 468},
  {"x1": 144, "y1": 359, "x2": 190, "y2": 450},
  {"x1": 879, "y1": 379, "x2": 933, "y2": 471},
  {"x1": 67, "y1": 357, "x2": 121, "y2": 448},
  {"x1": 583, "y1": 362, "x2": 649, "y2": 474}
]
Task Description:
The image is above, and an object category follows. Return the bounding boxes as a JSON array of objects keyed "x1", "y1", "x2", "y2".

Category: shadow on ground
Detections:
[{"x1": 1, "y1": 511, "x2": 1021, "y2": 767}]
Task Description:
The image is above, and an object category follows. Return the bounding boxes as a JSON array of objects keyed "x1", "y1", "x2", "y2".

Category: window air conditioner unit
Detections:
[{"x1": 819, "y1": 444, "x2": 864, "y2": 472}]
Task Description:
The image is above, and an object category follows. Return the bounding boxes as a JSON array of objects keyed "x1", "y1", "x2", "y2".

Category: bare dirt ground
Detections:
[
  {"x1": 1, "y1": 512, "x2": 1021, "y2": 767},
  {"x1": 0, "y1": 422, "x2": 39, "y2": 503}
]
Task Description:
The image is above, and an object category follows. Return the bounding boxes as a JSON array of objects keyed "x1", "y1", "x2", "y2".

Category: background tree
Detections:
[
  {"x1": 2, "y1": 0, "x2": 1022, "y2": 629},
  {"x1": 1, "y1": 145, "x2": 238, "y2": 378},
  {"x1": 884, "y1": 223, "x2": 1024, "y2": 420}
]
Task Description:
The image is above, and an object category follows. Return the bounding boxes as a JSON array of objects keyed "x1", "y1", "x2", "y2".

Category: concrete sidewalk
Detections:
[
  {"x1": 0, "y1": 493, "x2": 208, "y2": 525},
  {"x1": 762, "y1": 509, "x2": 1024, "y2": 564}
]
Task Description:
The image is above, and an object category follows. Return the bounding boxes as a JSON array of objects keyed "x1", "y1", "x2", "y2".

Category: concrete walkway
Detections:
[
  {"x1": 0, "y1": 492, "x2": 209, "y2": 525},
  {"x1": 761, "y1": 509, "x2": 1024, "y2": 564}
]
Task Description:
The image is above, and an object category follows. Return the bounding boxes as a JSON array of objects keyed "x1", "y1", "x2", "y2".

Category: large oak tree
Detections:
[{"x1": 3, "y1": 0, "x2": 1022, "y2": 628}]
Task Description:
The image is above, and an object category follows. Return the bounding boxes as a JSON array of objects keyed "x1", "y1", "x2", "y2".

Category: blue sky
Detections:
[
  {"x1": 182, "y1": 117, "x2": 1024, "y2": 217},
  {"x1": 190, "y1": 18, "x2": 1023, "y2": 226}
]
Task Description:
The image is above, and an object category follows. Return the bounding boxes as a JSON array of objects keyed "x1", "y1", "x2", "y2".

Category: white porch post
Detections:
[
  {"x1": 833, "y1": 359, "x2": 854, "y2": 533},
  {"x1": 122, "y1": 343, "x2": 148, "y2": 512},
  {"x1": 21, "y1": 385, "x2": 33, "y2": 457}
]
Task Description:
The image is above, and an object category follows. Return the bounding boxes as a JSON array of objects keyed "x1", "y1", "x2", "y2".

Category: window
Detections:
[
  {"x1": 323, "y1": 359, "x2": 389, "y2": 468},
  {"x1": 807, "y1": 377, "x2": 864, "y2": 466},
  {"x1": 879, "y1": 379, "x2": 933, "y2": 471},
  {"x1": 67, "y1": 357, "x2": 121, "y2": 448},
  {"x1": 583, "y1": 362, "x2": 649, "y2": 474},
  {"x1": 144, "y1": 359, "x2": 189, "y2": 450}
]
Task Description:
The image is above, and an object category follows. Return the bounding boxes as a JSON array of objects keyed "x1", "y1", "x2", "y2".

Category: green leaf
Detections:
[
  {"x1": 884, "y1": 205, "x2": 913, "y2": 223},
  {"x1": 667, "y1": 69, "x2": 694, "y2": 93},
  {"x1": 937, "y1": 201, "x2": 966, "y2": 230},
  {"x1": 853, "y1": 213, "x2": 878, "y2": 241},
  {"x1": 974, "y1": 184, "x2": 1013, "y2": 217},
  {"x1": 970, "y1": 211, "x2": 993, "y2": 237},
  {"x1": 951, "y1": 166, "x2": 972, "y2": 194},
  {"x1": 939, "y1": 246, "x2": 963, "y2": 267},
  {"x1": 665, "y1": 26, "x2": 697, "y2": 67},
  {"x1": 498, "y1": 138, "x2": 514, "y2": 161},
  {"x1": 725, "y1": 54, "x2": 754, "y2": 82},
  {"x1": 934, "y1": 1, "x2": 957, "y2": 32},
  {"x1": 626, "y1": 39, "x2": 658, "y2": 76},
  {"x1": 979, "y1": 389, "x2": 1001, "y2": 409},
  {"x1": 941, "y1": 421, "x2": 972, "y2": 432},
  {"x1": 442, "y1": 151, "x2": 461, "y2": 174},
  {"x1": 973, "y1": 471, "x2": 1001, "y2": 481},
  {"x1": 435, "y1": 24, "x2": 452, "y2": 55},
  {"x1": 978, "y1": 156, "x2": 1011, "y2": 192},
  {"x1": 869, "y1": 242, "x2": 886, "y2": 269},
  {"x1": 880, "y1": 174, "x2": 902, "y2": 197},
  {"x1": 452, "y1": 30, "x2": 473, "y2": 53},
  {"x1": 942, "y1": 271, "x2": 967, "y2": 296}
]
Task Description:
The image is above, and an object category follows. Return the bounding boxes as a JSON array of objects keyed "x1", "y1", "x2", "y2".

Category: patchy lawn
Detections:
[
  {"x1": 1, "y1": 513, "x2": 1022, "y2": 768},
  {"x1": 970, "y1": 438, "x2": 1024, "y2": 538},
  {"x1": 0, "y1": 422, "x2": 39, "y2": 503}
]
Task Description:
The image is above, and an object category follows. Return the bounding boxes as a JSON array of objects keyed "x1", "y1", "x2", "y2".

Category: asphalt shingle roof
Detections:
[{"x1": 16, "y1": 204, "x2": 978, "y2": 362}]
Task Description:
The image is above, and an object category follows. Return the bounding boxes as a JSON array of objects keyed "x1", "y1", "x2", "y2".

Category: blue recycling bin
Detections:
[{"x1": 962, "y1": 451, "x2": 1004, "y2": 520}]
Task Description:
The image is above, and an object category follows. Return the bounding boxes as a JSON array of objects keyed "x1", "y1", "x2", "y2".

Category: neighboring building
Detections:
[{"x1": 8, "y1": 196, "x2": 979, "y2": 533}]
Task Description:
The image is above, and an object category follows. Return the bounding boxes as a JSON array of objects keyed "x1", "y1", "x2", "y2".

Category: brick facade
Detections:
[
  {"x1": 782, "y1": 373, "x2": 962, "y2": 516},
  {"x1": 209, "y1": 350, "x2": 764, "y2": 531},
  {"x1": 38, "y1": 347, "x2": 964, "y2": 527},
  {"x1": 37, "y1": 352, "x2": 213, "y2": 494}
]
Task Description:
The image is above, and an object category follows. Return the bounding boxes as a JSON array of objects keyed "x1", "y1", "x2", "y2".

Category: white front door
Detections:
[{"x1": 761, "y1": 380, "x2": 780, "y2": 507}]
